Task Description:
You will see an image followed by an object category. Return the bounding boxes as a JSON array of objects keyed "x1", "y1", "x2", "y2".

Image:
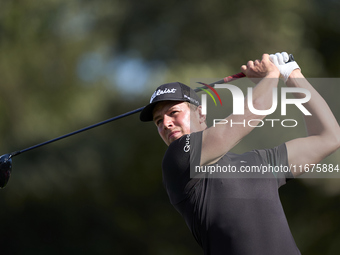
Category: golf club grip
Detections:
[
  {"x1": 288, "y1": 54, "x2": 294, "y2": 62},
  {"x1": 195, "y1": 53, "x2": 294, "y2": 91},
  {"x1": 218, "y1": 72, "x2": 246, "y2": 84},
  {"x1": 196, "y1": 53, "x2": 295, "y2": 92},
  {"x1": 194, "y1": 72, "x2": 245, "y2": 92}
]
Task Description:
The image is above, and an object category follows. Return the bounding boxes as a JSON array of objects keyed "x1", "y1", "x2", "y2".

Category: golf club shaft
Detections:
[
  {"x1": 9, "y1": 106, "x2": 145, "y2": 158},
  {"x1": 194, "y1": 72, "x2": 245, "y2": 92},
  {"x1": 10, "y1": 72, "x2": 246, "y2": 158}
]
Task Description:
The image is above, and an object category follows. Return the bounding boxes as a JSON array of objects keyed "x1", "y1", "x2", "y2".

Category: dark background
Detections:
[{"x1": 0, "y1": 0, "x2": 340, "y2": 254}]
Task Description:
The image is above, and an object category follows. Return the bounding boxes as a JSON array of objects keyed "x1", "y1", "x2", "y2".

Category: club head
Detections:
[{"x1": 0, "y1": 154, "x2": 12, "y2": 188}]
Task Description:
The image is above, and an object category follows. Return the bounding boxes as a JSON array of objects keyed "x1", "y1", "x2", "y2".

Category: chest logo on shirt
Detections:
[{"x1": 183, "y1": 134, "x2": 190, "y2": 152}]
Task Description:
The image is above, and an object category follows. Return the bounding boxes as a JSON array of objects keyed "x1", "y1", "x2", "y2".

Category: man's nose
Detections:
[{"x1": 163, "y1": 115, "x2": 173, "y2": 129}]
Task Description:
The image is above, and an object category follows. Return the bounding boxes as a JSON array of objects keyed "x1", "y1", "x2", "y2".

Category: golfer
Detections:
[{"x1": 140, "y1": 52, "x2": 340, "y2": 254}]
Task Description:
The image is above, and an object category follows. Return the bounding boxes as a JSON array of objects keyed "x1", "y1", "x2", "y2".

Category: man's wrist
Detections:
[
  {"x1": 287, "y1": 69, "x2": 303, "y2": 80},
  {"x1": 265, "y1": 71, "x2": 280, "y2": 79}
]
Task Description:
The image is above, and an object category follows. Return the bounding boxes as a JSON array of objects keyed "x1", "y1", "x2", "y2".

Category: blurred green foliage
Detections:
[{"x1": 0, "y1": 0, "x2": 340, "y2": 254}]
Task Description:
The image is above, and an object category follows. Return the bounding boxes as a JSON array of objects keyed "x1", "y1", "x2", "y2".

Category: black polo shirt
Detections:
[{"x1": 162, "y1": 131, "x2": 300, "y2": 255}]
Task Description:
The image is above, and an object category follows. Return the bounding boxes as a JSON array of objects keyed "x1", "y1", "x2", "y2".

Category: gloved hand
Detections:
[{"x1": 269, "y1": 52, "x2": 300, "y2": 82}]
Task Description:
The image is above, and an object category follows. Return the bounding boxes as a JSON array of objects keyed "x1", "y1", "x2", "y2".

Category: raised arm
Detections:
[
  {"x1": 271, "y1": 52, "x2": 340, "y2": 176},
  {"x1": 200, "y1": 54, "x2": 280, "y2": 165}
]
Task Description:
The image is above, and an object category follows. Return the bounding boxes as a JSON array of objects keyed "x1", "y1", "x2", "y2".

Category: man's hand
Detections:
[
  {"x1": 269, "y1": 52, "x2": 300, "y2": 82},
  {"x1": 241, "y1": 54, "x2": 280, "y2": 81}
]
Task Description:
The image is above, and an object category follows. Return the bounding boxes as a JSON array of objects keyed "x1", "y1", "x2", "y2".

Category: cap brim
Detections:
[
  {"x1": 139, "y1": 98, "x2": 187, "y2": 122},
  {"x1": 139, "y1": 102, "x2": 159, "y2": 122}
]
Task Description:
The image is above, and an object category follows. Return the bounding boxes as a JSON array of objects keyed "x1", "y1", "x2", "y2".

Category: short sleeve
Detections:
[{"x1": 254, "y1": 143, "x2": 294, "y2": 187}]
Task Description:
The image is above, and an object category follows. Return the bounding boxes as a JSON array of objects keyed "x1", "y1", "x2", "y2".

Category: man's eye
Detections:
[
  {"x1": 170, "y1": 111, "x2": 178, "y2": 115},
  {"x1": 156, "y1": 119, "x2": 162, "y2": 126}
]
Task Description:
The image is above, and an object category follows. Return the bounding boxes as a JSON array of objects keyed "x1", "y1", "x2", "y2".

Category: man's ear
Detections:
[{"x1": 197, "y1": 105, "x2": 206, "y2": 124}]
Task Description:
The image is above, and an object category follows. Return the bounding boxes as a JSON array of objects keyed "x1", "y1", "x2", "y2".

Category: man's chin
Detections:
[{"x1": 167, "y1": 133, "x2": 185, "y2": 145}]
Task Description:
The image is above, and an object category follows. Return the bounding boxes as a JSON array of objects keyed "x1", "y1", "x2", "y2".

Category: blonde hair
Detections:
[{"x1": 185, "y1": 102, "x2": 198, "y2": 110}]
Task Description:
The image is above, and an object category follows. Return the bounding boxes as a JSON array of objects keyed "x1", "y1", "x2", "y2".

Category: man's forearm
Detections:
[{"x1": 286, "y1": 70, "x2": 340, "y2": 142}]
